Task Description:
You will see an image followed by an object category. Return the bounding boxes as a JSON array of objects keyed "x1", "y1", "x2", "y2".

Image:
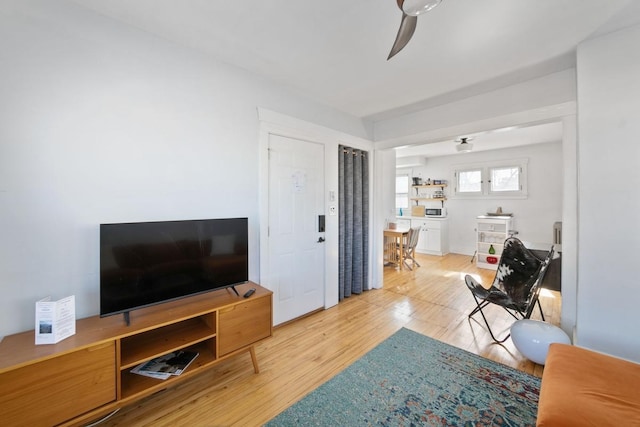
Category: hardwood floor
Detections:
[{"x1": 100, "y1": 252, "x2": 561, "y2": 427}]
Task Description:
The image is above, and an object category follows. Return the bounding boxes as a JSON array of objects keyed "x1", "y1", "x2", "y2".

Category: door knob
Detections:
[{"x1": 317, "y1": 237, "x2": 325, "y2": 243}]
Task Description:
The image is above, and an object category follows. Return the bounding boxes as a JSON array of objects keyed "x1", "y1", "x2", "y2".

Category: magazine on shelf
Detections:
[
  {"x1": 130, "y1": 367, "x2": 172, "y2": 380},
  {"x1": 131, "y1": 350, "x2": 199, "y2": 380}
]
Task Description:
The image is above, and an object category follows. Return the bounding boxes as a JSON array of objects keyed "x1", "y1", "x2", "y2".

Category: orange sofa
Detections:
[{"x1": 537, "y1": 343, "x2": 640, "y2": 426}]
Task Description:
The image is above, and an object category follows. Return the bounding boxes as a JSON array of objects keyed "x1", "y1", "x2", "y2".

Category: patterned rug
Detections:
[{"x1": 265, "y1": 328, "x2": 540, "y2": 426}]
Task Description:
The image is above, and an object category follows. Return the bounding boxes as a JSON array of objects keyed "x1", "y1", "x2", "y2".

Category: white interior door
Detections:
[{"x1": 268, "y1": 134, "x2": 325, "y2": 325}]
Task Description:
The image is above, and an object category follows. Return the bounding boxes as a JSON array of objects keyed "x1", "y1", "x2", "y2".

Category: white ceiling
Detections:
[
  {"x1": 68, "y1": 0, "x2": 639, "y2": 156},
  {"x1": 395, "y1": 121, "x2": 563, "y2": 159}
]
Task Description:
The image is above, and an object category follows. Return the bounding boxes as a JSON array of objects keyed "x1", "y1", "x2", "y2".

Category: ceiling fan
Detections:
[{"x1": 388, "y1": 0, "x2": 443, "y2": 60}]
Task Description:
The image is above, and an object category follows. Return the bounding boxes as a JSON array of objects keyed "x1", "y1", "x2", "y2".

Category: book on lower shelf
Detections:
[{"x1": 131, "y1": 350, "x2": 199, "y2": 380}]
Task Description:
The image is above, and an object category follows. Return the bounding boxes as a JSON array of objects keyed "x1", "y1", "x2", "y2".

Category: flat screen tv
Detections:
[{"x1": 100, "y1": 217, "x2": 248, "y2": 324}]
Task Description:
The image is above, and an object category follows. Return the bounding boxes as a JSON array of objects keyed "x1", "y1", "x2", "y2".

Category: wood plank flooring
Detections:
[{"x1": 99, "y1": 252, "x2": 561, "y2": 427}]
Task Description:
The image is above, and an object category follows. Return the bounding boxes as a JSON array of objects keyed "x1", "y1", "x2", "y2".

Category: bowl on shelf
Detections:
[{"x1": 486, "y1": 256, "x2": 498, "y2": 264}]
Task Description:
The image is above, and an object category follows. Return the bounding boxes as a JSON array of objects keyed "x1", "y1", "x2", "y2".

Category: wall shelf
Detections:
[
  {"x1": 412, "y1": 184, "x2": 448, "y2": 188},
  {"x1": 411, "y1": 184, "x2": 447, "y2": 207},
  {"x1": 410, "y1": 197, "x2": 447, "y2": 202}
]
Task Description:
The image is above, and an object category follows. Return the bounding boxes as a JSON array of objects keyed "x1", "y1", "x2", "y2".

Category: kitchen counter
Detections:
[
  {"x1": 391, "y1": 216, "x2": 449, "y2": 256},
  {"x1": 396, "y1": 216, "x2": 448, "y2": 220}
]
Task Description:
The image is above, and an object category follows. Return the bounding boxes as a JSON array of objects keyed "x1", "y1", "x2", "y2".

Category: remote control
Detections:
[{"x1": 243, "y1": 288, "x2": 256, "y2": 298}]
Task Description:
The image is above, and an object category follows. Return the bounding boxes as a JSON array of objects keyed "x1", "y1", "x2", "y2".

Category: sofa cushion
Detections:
[{"x1": 537, "y1": 343, "x2": 640, "y2": 426}]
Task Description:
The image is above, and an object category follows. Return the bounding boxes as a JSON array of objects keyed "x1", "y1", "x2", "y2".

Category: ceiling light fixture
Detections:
[
  {"x1": 455, "y1": 137, "x2": 473, "y2": 153},
  {"x1": 402, "y1": 0, "x2": 442, "y2": 16}
]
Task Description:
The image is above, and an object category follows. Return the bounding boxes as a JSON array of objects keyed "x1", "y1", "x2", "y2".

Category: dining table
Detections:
[{"x1": 383, "y1": 227, "x2": 410, "y2": 270}]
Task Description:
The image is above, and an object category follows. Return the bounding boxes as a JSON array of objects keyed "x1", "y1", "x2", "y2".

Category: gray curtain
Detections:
[{"x1": 338, "y1": 145, "x2": 369, "y2": 300}]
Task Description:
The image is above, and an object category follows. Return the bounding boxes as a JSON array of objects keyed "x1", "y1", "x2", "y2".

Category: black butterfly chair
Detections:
[{"x1": 464, "y1": 237, "x2": 554, "y2": 344}]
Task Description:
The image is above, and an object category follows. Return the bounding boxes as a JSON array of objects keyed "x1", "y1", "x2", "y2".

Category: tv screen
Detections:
[{"x1": 100, "y1": 218, "x2": 248, "y2": 319}]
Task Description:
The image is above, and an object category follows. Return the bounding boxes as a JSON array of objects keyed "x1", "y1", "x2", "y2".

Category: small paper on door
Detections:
[{"x1": 292, "y1": 171, "x2": 307, "y2": 193}]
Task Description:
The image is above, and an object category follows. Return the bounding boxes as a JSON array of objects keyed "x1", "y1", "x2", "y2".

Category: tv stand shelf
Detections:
[
  {"x1": 0, "y1": 282, "x2": 272, "y2": 427},
  {"x1": 119, "y1": 316, "x2": 216, "y2": 369},
  {"x1": 119, "y1": 340, "x2": 219, "y2": 400}
]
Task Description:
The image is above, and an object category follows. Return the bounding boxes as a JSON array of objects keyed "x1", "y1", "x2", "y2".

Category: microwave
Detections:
[{"x1": 425, "y1": 208, "x2": 446, "y2": 217}]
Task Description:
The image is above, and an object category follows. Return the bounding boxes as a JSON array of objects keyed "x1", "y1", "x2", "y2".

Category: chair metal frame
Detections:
[{"x1": 465, "y1": 237, "x2": 554, "y2": 344}]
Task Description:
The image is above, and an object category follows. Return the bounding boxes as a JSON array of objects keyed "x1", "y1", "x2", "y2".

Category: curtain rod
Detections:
[{"x1": 341, "y1": 148, "x2": 368, "y2": 156}]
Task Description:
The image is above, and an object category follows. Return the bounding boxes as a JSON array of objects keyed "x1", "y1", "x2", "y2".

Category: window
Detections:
[
  {"x1": 395, "y1": 174, "x2": 410, "y2": 212},
  {"x1": 454, "y1": 159, "x2": 527, "y2": 198},
  {"x1": 490, "y1": 166, "x2": 520, "y2": 193},
  {"x1": 457, "y1": 169, "x2": 482, "y2": 194}
]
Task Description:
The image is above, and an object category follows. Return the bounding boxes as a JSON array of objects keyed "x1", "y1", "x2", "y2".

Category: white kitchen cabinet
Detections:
[
  {"x1": 395, "y1": 218, "x2": 412, "y2": 229},
  {"x1": 411, "y1": 218, "x2": 449, "y2": 256},
  {"x1": 476, "y1": 216, "x2": 513, "y2": 270}
]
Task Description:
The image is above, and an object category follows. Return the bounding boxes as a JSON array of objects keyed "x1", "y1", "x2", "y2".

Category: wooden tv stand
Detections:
[{"x1": 0, "y1": 282, "x2": 272, "y2": 427}]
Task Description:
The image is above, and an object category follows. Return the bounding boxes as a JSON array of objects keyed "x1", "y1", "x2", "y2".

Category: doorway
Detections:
[{"x1": 266, "y1": 133, "x2": 325, "y2": 325}]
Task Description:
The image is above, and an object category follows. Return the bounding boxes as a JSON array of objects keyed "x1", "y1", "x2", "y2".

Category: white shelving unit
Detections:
[{"x1": 476, "y1": 216, "x2": 513, "y2": 270}]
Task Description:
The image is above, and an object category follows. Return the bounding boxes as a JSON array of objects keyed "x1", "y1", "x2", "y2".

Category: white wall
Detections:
[
  {"x1": 0, "y1": 0, "x2": 369, "y2": 338},
  {"x1": 560, "y1": 114, "x2": 578, "y2": 335},
  {"x1": 374, "y1": 69, "x2": 576, "y2": 146},
  {"x1": 576, "y1": 24, "x2": 640, "y2": 361},
  {"x1": 374, "y1": 149, "x2": 398, "y2": 288},
  {"x1": 408, "y1": 142, "x2": 563, "y2": 255}
]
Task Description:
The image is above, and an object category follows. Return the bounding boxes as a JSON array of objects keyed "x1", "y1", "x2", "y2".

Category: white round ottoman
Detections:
[{"x1": 510, "y1": 319, "x2": 571, "y2": 365}]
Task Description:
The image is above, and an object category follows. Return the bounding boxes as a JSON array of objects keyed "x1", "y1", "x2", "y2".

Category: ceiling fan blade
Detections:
[{"x1": 387, "y1": 13, "x2": 418, "y2": 60}]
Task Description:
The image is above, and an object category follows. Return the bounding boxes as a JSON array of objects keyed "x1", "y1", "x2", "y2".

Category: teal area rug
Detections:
[{"x1": 266, "y1": 328, "x2": 540, "y2": 426}]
